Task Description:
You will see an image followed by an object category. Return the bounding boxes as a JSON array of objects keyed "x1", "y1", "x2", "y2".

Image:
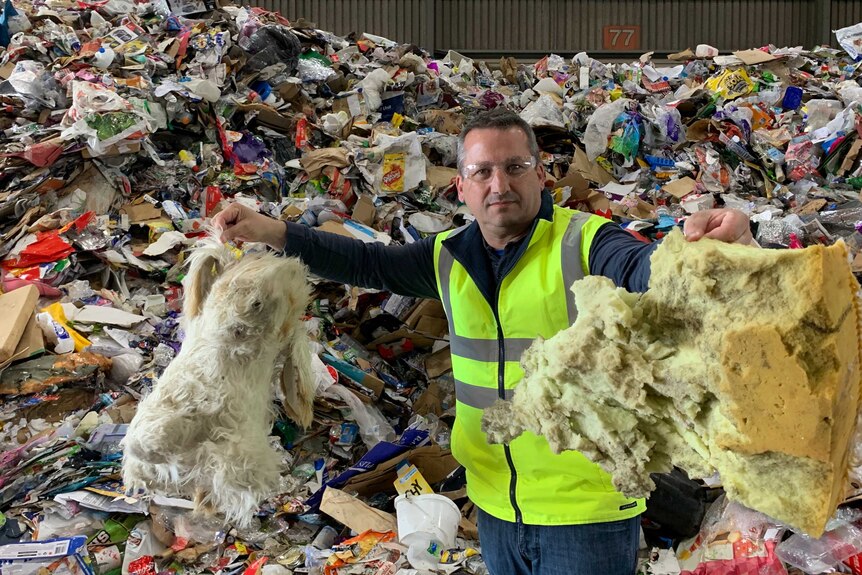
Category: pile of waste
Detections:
[{"x1": 3, "y1": 0, "x2": 862, "y2": 572}]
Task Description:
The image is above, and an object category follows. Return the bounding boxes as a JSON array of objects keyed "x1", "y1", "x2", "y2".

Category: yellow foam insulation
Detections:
[{"x1": 482, "y1": 229, "x2": 862, "y2": 536}]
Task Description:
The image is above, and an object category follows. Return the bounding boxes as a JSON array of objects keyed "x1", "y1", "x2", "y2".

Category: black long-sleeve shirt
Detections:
[{"x1": 283, "y1": 194, "x2": 658, "y2": 298}]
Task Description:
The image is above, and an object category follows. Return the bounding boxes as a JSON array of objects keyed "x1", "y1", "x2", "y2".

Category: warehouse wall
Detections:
[{"x1": 258, "y1": 0, "x2": 862, "y2": 57}]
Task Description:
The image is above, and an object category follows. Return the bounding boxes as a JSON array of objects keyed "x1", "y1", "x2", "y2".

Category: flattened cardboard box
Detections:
[{"x1": 0, "y1": 286, "x2": 39, "y2": 363}]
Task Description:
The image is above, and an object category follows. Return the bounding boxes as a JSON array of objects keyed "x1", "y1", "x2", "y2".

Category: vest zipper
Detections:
[{"x1": 493, "y1": 286, "x2": 522, "y2": 524}]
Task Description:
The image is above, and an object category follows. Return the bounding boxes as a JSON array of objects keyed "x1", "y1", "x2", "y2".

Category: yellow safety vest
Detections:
[{"x1": 433, "y1": 205, "x2": 646, "y2": 525}]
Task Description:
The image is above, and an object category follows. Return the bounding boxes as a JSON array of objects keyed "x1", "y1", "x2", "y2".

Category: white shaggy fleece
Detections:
[{"x1": 121, "y1": 234, "x2": 316, "y2": 527}]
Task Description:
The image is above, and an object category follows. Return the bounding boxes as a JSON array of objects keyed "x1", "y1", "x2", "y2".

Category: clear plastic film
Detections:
[{"x1": 776, "y1": 518, "x2": 862, "y2": 574}]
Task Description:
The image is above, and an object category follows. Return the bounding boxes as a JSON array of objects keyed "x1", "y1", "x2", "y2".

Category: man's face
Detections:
[{"x1": 455, "y1": 127, "x2": 545, "y2": 240}]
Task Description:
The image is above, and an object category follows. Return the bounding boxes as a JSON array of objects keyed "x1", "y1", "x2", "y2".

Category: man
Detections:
[{"x1": 213, "y1": 109, "x2": 752, "y2": 574}]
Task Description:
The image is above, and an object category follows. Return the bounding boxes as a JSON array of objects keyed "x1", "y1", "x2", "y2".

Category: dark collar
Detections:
[{"x1": 441, "y1": 190, "x2": 554, "y2": 307}]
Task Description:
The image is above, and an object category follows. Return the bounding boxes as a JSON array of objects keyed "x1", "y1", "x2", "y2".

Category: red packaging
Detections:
[
  {"x1": 204, "y1": 186, "x2": 223, "y2": 217},
  {"x1": 845, "y1": 552, "x2": 862, "y2": 574}
]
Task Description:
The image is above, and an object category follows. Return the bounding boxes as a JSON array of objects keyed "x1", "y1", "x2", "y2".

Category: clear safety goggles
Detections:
[{"x1": 462, "y1": 157, "x2": 537, "y2": 183}]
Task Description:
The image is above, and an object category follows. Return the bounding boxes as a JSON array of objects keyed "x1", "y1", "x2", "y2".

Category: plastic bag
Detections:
[
  {"x1": 242, "y1": 25, "x2": 301, "y2": 75},
  {"x1": 359, "y1": 68, "x2": 394, "y2": 112},
  {"x1": 7, "y1": 60, "x2": 64, "y2": 108},
  {"x1": 322, "y1": 383, "x2": 396, "y2": 448},
  {"x1": 654, "y1": 105, "x2": 685, "y2": 145},
  {"x1": 297, "y1": 57, "x2": 335, "y2": 82},
  {"x1": 705, "y1": 68, "x2": 755, "y2": 100},
  {"x1": 805, "y1": 100, "x2": 843, "y2": 131},
  {"x1": 776, "y1": 519, "x2": 862, "y2": 573},
  {"x1": 784, "y1": 139, "x2": 821, "y2": 182},
  {"x1": 609, "y1": 111, "x2": 641, "y2": 165},
  {"x1": 519, "y1": 93, "x2": 565, "y2": 129},
  {"x1": 584, "y1": 98, "x2": 633, "y2": 160},
  {"x1": 121, "y1": 521, "x2": 167, "y2": 575},
  {"x1": 677, "y1": 495, "x2": 787, "y2": 575},
  {"x1": 364, "y1": 132, "x2": 427, "y2": 195},
  {"x1": 60, "y1": 81, "x2": 152, "y2": 155},
  {"x1": 834, "y1": 22, "x2": 862, "y2": 59}
]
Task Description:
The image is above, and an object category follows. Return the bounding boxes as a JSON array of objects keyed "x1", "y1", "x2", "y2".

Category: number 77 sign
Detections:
[{"x1": 603, "y1": 25, "x2": 641, "y2": 51}]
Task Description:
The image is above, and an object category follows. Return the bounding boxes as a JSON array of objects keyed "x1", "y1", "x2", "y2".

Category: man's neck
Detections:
[{"x1": 482, "y1": 227, "x2": 530, "y2": 250}]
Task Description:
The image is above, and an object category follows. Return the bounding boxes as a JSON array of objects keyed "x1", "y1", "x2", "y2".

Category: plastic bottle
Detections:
[
  {"x1": 93, "y1": 46, "x2": 115, "y2": 69},
  {"x1": 36, "y1": 312, "x2": 74, "y2": 354}
]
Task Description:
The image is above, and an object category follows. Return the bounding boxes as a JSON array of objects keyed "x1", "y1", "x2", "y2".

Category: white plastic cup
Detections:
[{"x1": 394, "y1": 493, "x2": 461, "y2": 548}]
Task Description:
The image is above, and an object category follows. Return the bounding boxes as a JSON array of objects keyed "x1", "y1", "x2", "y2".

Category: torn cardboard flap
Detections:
[
  {"x1": 342, "y1": 444, "x2": 459, "y2": 497},
  {"x1": 792, "y1": 198, "x2": 827, "y2": 215},
  {"x1": 571, "y1": 146, "x2": 615, "y2": 186},
  {"x1": 419, "y1": 109, "x2": 465, "y2": 135},
  {"x1": 668, "y1": 48, "x2": 695, "y2": 61},
  {"x1": 663, "y1": 177, "x2": 697, "y2": 200},
  {"x1": 405, "y1": 299, "x2": 445, "y2": 329},
  {"x1": 628, "y1": 199, "x2": 657, "y2": 220},
  {"x1": 119, "y1": 202, "x2": 165, "y2": 224},
  {"x1": 352, "y1": 195, "x2": 377, "y2": 227},
  {"x1": 236, "y1": 103, "x2": 293, "y2": 132},
  {"x1": 840, "y1": 139, "x2": 862, "y2": 176},
  {"x1": 299, "y1": 147, "x2": 351, "y2": 179},
  {"x1": 13, "y1": 313, "x2": 45, "y2": 362},
  {"x1": 426, "y1": 166, "x2": 458, "y2": 191},
  {"x1": 424, "y1": 347, "x2": 452, "y2": 379},
  {"x1": 317, "y1": 220, "x2": 356, "y2": 239},
  {"x1": 733, "y1": 49, "x2": 780, "y2": 65},
  {"x1": 320, "y1": 487, "x2": 397, "y2": 534},
  {"x1": 686, "y1": 119, "x2": 720, "y2": 142},
  {"x1": 554, "y1": 170, "x2": 591, "y2": 195},
  {"x1": 413, "y1": 378, "x2": 447, "y2": 415},
  {"x1": 570, "y1": 186, "x2": 612, "y2": 214},
  {"x1": 0, "y1": 285, "x2": 39, "y2": 364}
]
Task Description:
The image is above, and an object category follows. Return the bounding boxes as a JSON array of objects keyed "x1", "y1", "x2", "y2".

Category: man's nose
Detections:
[{"x1": 488, "y1": 167, "x2": 511, "y2": 194}]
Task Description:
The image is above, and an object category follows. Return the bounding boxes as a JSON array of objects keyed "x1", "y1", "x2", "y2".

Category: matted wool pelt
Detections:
[{"x1": 121, "y1": 235, "x2": 316, "y2": 526}]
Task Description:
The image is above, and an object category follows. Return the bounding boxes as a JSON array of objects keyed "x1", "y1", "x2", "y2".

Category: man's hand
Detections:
[
  {"x1": 211, "y1": 203, "x2": 286, "y2": 250},
  {"x1": 683, "y1": 209, "x2": 754, "y2": 245}
]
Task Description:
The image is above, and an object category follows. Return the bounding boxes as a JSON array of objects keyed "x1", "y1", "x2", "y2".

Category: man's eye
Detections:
[
  {"x1": 473, "y1": 168, "x2": 491, "y2": 179},
  {"x1": 507, "y1": 164, "x2": 527, "y2": 175}
]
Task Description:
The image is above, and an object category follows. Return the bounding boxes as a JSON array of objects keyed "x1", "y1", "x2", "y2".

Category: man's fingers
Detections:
[
  {"x1": 683, "y1": 211, "x2": 714, "y2": 241},
  {"x1": 222, "y1": 224, "x2": 250, "y2": 244}
]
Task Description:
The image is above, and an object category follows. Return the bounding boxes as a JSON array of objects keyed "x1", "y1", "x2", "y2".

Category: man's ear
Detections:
[
  {"x1": 455, "y1": 174, "x2": 465, "y2": 202},
  {"x1": 535, "y1": 160, "x2": 546, "y2": 184}
]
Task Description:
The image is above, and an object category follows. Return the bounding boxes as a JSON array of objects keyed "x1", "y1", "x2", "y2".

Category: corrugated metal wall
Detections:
[
  {"x1": 833, "y1": 0, "x2": 862, "y2": 30},
  {"x1": 551, "y1": 0, "x2": 814, "y2": 54},
  {"x1": 256, "y1": 0, "x2": 862, "y2": 57}
]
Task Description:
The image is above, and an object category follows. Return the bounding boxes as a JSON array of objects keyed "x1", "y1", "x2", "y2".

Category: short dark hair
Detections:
[{"x1": 456, "y1": 108, "x2": 540, "y2": 173}]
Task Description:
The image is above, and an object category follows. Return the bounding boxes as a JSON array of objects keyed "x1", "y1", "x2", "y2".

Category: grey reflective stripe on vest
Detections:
[
  {"x1": 456, "y1": 378, "x2": 513, "y2": 409},
  {"x1": 437, "y1": 225, "x2": 469, "y2": 323},
  {"x1": 450, "y1": 334, "x2": 533, "y2": 363},
  {"x1": 560, "y1": 213, "x2": 590, "y2": 324}
]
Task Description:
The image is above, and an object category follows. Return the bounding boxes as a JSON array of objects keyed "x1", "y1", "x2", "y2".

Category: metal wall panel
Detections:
[
  {"x1": 833, "y1": 0, "x2": 862, "y2": 30},
  {"x1": 253, "y1": 0, "x2": 861, "y2": 57}
]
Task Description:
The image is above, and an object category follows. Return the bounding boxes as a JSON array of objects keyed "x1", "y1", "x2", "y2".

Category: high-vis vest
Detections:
[{"x1": 434, "y1": 206, "x2": 646, "y2": 525}]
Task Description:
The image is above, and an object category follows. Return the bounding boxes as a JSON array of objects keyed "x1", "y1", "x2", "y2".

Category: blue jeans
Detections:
[{"x1": 477, "y1": 508, "x2": 640, "y2": 575}]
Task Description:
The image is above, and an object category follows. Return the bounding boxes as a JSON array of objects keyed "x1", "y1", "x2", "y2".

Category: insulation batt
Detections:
[{"x1": 482, "y1": 228, "x2": 862, "y2": 537}]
